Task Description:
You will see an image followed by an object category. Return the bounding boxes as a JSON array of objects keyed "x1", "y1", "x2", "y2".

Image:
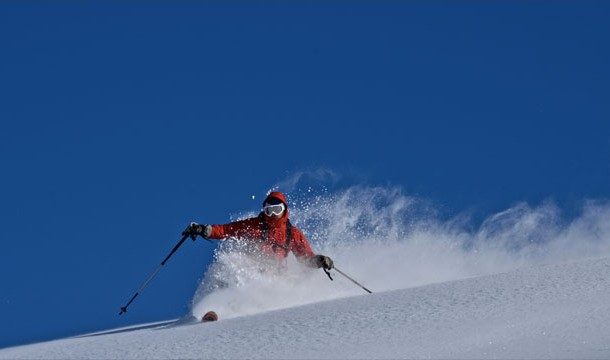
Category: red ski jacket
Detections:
[{"x1": 208, "y1": 192, "x2": 316, "y2": 261}]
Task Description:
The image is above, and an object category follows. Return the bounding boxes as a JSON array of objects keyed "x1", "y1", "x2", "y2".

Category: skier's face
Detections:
[{"x1": 263, "y1": 200, "x2": 285, "y2": 218}]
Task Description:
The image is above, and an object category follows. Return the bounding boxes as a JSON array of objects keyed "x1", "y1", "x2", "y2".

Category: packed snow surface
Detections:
[{"x1": 2, "y1": 256, "x2": 610, "y2": 359}]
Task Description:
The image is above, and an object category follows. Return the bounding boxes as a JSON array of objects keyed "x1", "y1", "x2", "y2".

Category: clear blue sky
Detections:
[{"x1": 1, "y1": 1, "x2": 608, "y2": 348}]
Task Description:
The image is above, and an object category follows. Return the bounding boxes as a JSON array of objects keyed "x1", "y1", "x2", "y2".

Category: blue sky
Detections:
[{"x1": 1, "y1": 1, "x2": 609, "y2": 348}]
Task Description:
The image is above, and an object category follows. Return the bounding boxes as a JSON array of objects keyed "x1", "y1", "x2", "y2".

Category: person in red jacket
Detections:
[{"x1": 183, "y1": 191, "x2": 334, "y2": 270}]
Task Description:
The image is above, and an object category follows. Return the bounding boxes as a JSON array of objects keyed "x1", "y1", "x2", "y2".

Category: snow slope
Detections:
[{"x1": 2, "y1": 256, "x2": 609, "y2": 359}]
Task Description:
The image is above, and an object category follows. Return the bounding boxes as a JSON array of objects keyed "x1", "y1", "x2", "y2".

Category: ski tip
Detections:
[{"x1": 202, "y1": 311, "x2": 218, "y2": 322}]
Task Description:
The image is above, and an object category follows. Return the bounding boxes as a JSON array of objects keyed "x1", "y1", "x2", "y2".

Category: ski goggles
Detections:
[{"x1": 263, "y1": 203, "x2": 285, "y2": 216}]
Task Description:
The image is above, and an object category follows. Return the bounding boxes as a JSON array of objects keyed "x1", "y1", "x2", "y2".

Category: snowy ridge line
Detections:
[{"x1": 2, "y1": 255, "x2": 609, "y2": 359}]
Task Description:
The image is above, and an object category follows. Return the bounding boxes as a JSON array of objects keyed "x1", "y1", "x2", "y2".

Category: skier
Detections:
[
  {"x1": 182, "y1": 191, "x2": 334, "y2": 321},
  {"x1": 119, "y1": 191, "x2": 369, "y2": 318}
]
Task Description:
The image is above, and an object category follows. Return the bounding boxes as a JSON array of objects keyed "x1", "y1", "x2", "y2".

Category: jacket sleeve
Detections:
[
  {"x1": 291, "y1": 227, "x2": 316, "y2": 259},
  {"x1": 208, "y1": 218, "x2": 260, "y2": 240}
]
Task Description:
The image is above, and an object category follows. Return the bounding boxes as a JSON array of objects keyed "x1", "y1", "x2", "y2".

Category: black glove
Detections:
[
  {"x1": 182, "y1": 222, "x2": 211, "y2": 239},
  {"x1": 314, "y1": 254, "x2": 334, "y2": 270}
]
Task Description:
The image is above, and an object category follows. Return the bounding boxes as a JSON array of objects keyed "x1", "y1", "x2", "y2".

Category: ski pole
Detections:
[
  {"x1": 324, "y1": 266, "x2": 372, "y2": 294},
  {"x1": 119, "y1": 228, "x2": 197, "y2": 315}
]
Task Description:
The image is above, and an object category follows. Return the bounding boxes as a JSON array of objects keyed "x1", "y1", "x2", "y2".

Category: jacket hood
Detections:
[{"x1": 264, "y1": 191, "x2": 287, "y2": 207}]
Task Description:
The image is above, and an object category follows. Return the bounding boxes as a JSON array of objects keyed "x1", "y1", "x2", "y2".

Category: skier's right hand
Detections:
[{"x1": 182, "y1": 222, "x2": 212, "y2": 240}]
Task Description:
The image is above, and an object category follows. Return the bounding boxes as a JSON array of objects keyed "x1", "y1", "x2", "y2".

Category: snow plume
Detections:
[
  {"x1": 191, "y1": 185, "x2": 610, "y2": 320},
  {"x1": 271, "y1": 168, "x2": 340, "y2": 193}
]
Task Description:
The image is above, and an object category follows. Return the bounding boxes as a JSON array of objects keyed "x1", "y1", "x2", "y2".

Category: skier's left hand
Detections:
[{"x1": 314, "y1": 255, "x2": 334, "y2": 270}]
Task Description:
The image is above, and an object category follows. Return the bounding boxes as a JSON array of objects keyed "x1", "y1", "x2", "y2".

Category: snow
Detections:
[
  {"x1": 187, "y1": 189, "x2": 610, "y2": 324},
  {"x1": 2, "y1": 256, "x2": 610, "y2": 359},
  {"x1": 4, "y1": 187, "x2": 610, "y2": 358}
]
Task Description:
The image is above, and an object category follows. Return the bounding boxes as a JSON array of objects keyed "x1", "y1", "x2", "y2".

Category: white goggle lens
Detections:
[{"x1": 264, "y1": 203, "x2": 285, "y2": 216}]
